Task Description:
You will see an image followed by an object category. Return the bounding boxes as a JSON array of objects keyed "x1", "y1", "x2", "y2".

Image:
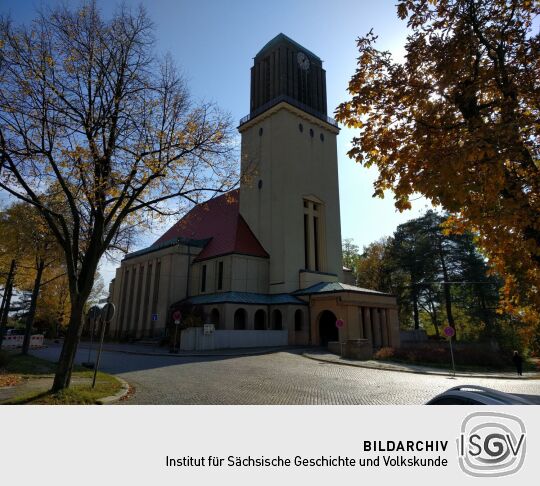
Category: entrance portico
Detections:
[{"x1": 295, "y1": 282, "x2": 400, "y2": 352}]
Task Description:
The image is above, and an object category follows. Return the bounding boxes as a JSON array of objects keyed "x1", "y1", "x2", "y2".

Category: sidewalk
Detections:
[
  {"x1": 75, "y1": 340, "x2": 310, "y2": 358},
  {"x1": 303, "y1": 350, "x2": 540, "y2": 380}
]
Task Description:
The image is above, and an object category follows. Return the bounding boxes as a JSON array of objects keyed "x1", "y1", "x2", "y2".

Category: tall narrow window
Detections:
[
  {"x1": 303, "y1": 214, "x2": 309, "y2": 269},
  {"x1": 217, "y1": 261, "x2": 223, "y2": 290},
  {"x1": 303, "y1": 199, "x2": 324, "y2": 272},
  {"x1": 118, "y1": 269, "x2": 129, "y2": 336},
  {"x1": 142, "y1": 263, "x2": 152, "y2": 335},
  {"x1": 151, "y1": 261, "x2": 160, "y2": 315},
  {"x1": 313, "y1": 216, "x2": 319, "y2": 271},
  {"x1": 201, "y1": 264, "x2": 207, "y2": 293}
]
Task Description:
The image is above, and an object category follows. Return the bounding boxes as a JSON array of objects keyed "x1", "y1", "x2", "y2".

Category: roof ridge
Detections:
[{"x1": 255, "y1": 33, "x2": 321, "y2": 62}]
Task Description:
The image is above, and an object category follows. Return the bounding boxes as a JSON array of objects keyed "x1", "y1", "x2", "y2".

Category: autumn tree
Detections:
[
  {"x1": 0, "y1": 202, "x2": 64, "y2": 353},
  {"x1": 336, "y1": 0, "x2": 540, "y2": 335},
  {"x1": 0, "y1": 3, "x2": 236, "y2": 390},
  {"x1": 342, "y1": 238, "x2": 361, "y2": 282}
]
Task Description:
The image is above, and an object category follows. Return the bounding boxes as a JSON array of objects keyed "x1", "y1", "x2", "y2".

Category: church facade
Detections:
[{"x1": 108, "y1": 34, "x2": 400, "y2": 353}]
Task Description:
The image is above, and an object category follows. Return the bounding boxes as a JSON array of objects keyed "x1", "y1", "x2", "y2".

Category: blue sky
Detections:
[{"x1": 3, "y1": 0, "x2": 431, "y2": 286}]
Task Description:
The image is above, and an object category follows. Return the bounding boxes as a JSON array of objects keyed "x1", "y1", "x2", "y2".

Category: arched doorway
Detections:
[
  {"x1": 210, "y1": 308, "x2": 220, "y2": 329},
  {"x1": 272, "y1": 309, "x2": 282, "y2": 330},
  {"x1": 234, "y1": 308, "x2": 247, "y2": 330},
  {"x1": 254, "y1": 309, "x2": 266, "y2": 330},
  {"x1": 318, "y1": 310, "x2": 338, "y2": 346}
]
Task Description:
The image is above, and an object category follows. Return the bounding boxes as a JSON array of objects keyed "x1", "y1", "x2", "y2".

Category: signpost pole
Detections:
[
  {"x1": 92, "y1": 317, "x2": 106, "y2": 388},
  {"x1": 83, "y1": 306, "x2": 101, "y2": 369},
  {"x1": 443, "y1": 326, "x2": 456, "y2": 377},
  {"x1": 170, "y1": 310, "x2": 182, "y2": 354},
  {"x1": 86, "y1": 315, "x2": 95, "y2": 364},
  {"x1": 449, "y1": 336, "x2": 456, "y2": 377},
  {"x1": 92, "y1": 303, "x2": 116, "y2": 389}
]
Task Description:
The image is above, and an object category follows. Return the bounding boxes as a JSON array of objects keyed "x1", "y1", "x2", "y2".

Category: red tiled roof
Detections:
[{"x1": 153, "y1": 190, "x2": 269, "y2": 261}]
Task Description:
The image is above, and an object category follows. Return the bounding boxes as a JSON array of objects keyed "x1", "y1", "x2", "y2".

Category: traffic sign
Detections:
[
  {"x1": 101, "y1": 303, "x2": 116, "y2": 322},
  {"x1": 87, "y1": 305, "x2": 101, "y2": 321},
  {"x1": 335, "y1": 319, "x2": 344, "y2": 329},
  {"x1": 152, "y1": 313, "x2": 158, "y2": 321},
  {"x1": 444, "y1": 326, "x2": 455, "y2": 338},
  {"x1": 172, "y1": 310, "x2": 182, "y2": 321}
]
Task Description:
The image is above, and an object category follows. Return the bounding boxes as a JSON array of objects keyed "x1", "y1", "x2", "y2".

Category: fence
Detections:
[{"x1": 1, "y1": 334, "x2": 44, "y2": 349}]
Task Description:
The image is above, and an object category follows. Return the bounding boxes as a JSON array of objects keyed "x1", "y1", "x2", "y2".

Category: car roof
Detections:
[{"x1": 427, "y1": 385, "x2": 534, "y2": 405}]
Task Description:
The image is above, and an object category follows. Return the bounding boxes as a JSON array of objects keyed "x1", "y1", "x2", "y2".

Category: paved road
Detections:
[{"x1": 31, "y1": 345, "x2": 540, "y2": 405}]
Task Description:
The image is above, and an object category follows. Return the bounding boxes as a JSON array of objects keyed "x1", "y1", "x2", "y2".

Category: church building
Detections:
[{"x1": 108, "y1": 34, "x2": 400, "y2": 354}]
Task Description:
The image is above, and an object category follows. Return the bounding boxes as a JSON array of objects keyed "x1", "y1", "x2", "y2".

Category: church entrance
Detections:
[{"x1": 318, "y1": 310, "x2": 338, "y2": 346}]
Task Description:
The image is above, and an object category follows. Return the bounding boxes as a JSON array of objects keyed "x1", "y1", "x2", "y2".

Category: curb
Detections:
[
  {"x1": 302, "y1": 353, "x2": 540, "y2": 380},
  {"x1": 96, "y1": 376, "x2": 130, "y2": 405}
]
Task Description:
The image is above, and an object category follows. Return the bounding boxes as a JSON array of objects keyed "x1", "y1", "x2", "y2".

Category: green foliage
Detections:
[
  {"x1": 374, "y1": 345, "x2": 513, "y2": 370},
  {"x1": 344, "y1": 209, "x2": 507, "y2": 344}
]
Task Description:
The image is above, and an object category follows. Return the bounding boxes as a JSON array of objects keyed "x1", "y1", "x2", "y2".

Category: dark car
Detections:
[{"x1": 426, "y1": 385, "x2": 534, "y2": 405}]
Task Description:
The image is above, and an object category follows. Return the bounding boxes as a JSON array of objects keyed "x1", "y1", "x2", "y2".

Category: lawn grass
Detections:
[
  {"x1": 2, "y1": 352, "x2": 58, "y2": 375},
  {"x1": 0, "y1": 352, "x2": 123, "y2": 405}
]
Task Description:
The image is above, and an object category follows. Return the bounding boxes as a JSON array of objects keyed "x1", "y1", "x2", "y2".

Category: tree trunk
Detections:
[
  {"x1": 430, "y1": 301, "x2": 440, "y2": 338},
  {"x1": 0, "y1": 259, "x2": 16, "y2": 349},
  {"x1": 51, "y1": 256, "x2": 99, "y2": 392},
  {"x1": 22, "y1": 258, "x2": 45, "y2": 355},
  {"x1": 51, "y1": 296, "x2": 86, "y2": 391},
  {"x1": 438, "y1": 240, "x2": 456, "y2": 339},
  {"x1": 412, "y1": 287, "x2": 420, "y2": 330}
]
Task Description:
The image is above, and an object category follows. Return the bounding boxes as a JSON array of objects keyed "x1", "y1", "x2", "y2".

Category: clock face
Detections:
[{"x1": 297, "y1": 51, "x2": 310, "y2": 71}]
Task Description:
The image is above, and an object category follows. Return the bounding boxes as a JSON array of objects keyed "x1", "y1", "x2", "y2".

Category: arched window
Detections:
[
  {"x1": 294, "y1": 309, "x2": 303, "y2": 332},
  {"x1": 254, "y1": 309, "x2": 266, "y2": 330},
  {"x1": 272, "y1": 309, "x2": 282, "y2": 330},
  {"x1": 234, "y1": 308, "x2": 247, "y2": 330},
  {"x1": 210, "y1": 308, "x2": 220, "y2": 330}
]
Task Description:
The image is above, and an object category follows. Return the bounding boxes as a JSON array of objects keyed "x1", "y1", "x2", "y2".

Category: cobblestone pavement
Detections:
[{"x1": 31, "y1": 345, "x2": 540, "y2": 405}]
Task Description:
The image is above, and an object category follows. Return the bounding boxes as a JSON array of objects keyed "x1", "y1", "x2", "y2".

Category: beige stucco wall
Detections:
[
  {"x1": 239, "y1": 103, "x2": 343, "y2": 294},
  {"x1": 109, "y1": 242, "x2": 202, "y2": 338},
  {"x1": 189, "y1": 254, "x2": 269, "y2": 296},
  {"x1": 308, "y1": 292, "x2": 400, "y2": 349},
  {"x1": 199, "y1": 303, "x2": 309, "y2": 345}
]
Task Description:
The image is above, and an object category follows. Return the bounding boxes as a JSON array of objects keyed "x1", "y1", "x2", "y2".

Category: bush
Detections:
[
  {"x1": 374, "y1": 347, "x2": 395, "y2": 360},
  {"x1": 374, "y1": 344, "x2": 513, "y2": 369},
  {"x1": 0, "y1": 350, "x2": 11, "y2": 368}
]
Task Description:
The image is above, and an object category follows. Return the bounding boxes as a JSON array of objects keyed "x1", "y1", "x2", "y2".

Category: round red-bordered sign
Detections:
[
  {"x1": 172, "y1": 310, "x2": 182, "y2": 321},
  {"x1": 443, "y1": 326, "x2": 455, "y2": 337},
  {"x1": 335, "y1": 319, "x2": 344, "y2": 329}
]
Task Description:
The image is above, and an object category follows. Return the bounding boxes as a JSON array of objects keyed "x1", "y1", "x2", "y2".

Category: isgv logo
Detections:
[{"x1": 457, "y1": 411, "x2": 526, "y2": 477}]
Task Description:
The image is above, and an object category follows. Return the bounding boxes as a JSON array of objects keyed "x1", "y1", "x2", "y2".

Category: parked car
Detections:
[
  {"x1": 4, "y1": 329, "x2": 25, "y2": 336},
  {"x1": 426, "y1": 385, "x2": 534, "y2": 405}
]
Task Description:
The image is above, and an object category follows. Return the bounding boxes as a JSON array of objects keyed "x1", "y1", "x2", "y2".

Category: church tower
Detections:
[{"x1": 239, "y1": 34, "x2": 343, "y2": 294}]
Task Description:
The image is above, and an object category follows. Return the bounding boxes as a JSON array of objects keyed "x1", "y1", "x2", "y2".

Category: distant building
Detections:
[{"x1": 108, "y1": 34, "x2": 400, "y2": 351}]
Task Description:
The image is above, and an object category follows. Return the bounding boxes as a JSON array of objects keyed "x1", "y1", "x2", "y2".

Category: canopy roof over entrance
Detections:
[{"x1": 294, "y1": 281, "x2": 393, "y2": 297}]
